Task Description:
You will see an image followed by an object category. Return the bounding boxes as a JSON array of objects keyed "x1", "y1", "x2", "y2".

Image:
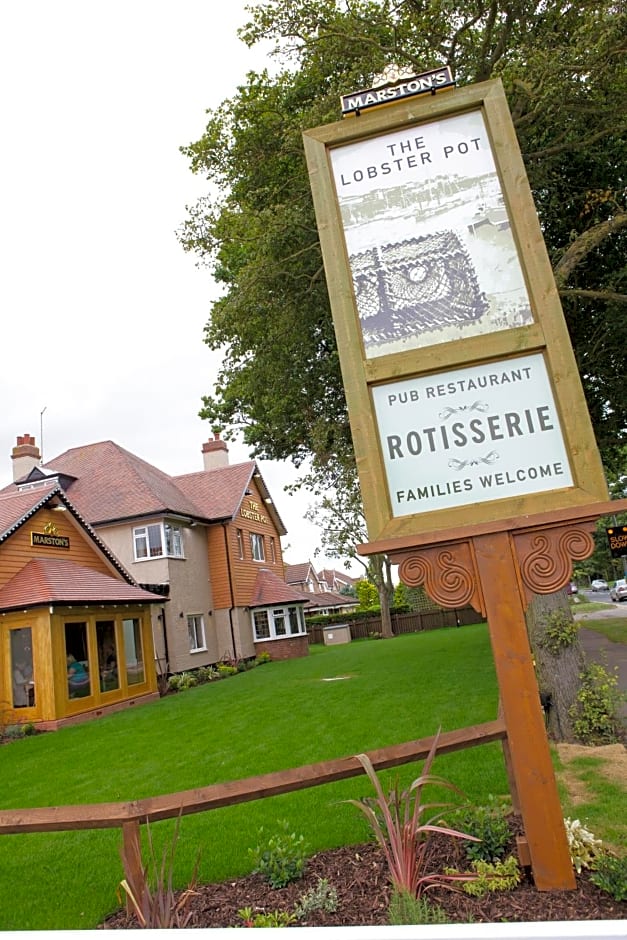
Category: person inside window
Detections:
[
  {"x1": 67, "y1": 654, "x2": 90, "y2": 698},
  {"x1": 12, "y1": 660, "x2": 31, "y2": 707}
]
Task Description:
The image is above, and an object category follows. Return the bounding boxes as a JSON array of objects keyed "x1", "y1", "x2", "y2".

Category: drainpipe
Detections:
[
  {"x1": 222, "y1": 523, "x2": 238, "y2": 659},
  {"x1": 160, "y1": 606, "x2": 170, "y2": 671}
]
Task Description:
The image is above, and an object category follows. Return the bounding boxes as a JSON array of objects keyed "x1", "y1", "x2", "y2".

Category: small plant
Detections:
[
  {"x1": 388, "y1": 889, "x2": 449, "y2": 925},
  {"x1": 167, "y1": 674, "x2": 182, "y2": 692},
  {"x1": 541, "y1": 608, "x2": 578, "y2": 654},
  {"x1": 346, "y1": 730, "x2": 479, "y2": 897},
  {"x1": 451, "y1": 797, "x2": 512, "y2": 862},
  {"x1": 255, "y1": 651, "x2": 272, "y2": 665},
  {"x1": 248, "y1": 820, "x2": 308, "y2": 888},
  {"x1": 238, "y1": 906, "x2": 297, "y2": 927},
  {"x1": 569, "y1": 662, "x2": 624, "y2": 744},
  {"x1": 460, "y1": 856, "x2": 521, "y2": 897},
  {"x1": 590, "y1": 853, "x2": 627, "y2": 901},
  {"x1": 293, "y1": 877, "x2": 338, "y2": 920},
  {"x1": 118, "y1": 816, "x2": 199, "y2": 928},
  {"x1": 217, "y1": 663, "x2": 238, "y2": 678},
  {"x1": 564, "y1": 817, "x2": 602, "y2": 873},
  {"x1": 177, "y1": 672, "x2": 198, "y2": 690},
  {"x1": 195, "y1": 665, "x2": 219, "y2": 682}
]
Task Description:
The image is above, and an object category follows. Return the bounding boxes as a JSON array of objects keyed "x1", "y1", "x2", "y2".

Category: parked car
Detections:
[
  {"x1": 610, "y1": 579, "x2": 627, "y2": 602},
  {"x1": 590, "y1": 579, "x2": 608, "y2": 591},
  {"x1": 566, "y1": 582, "x2": 578, "y2": 595}
]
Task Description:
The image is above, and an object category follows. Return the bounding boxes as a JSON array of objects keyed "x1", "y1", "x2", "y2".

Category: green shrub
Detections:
[
  {"x1": 217, "y1": 663, "x2": 238, "y2": 678},
  {"x1": 388, "y1": 889, "x2": 449, "y2": 925},
  {"x1": 451, "y1": 798, "x2": 512, "y2": 862},
  {"x1": 569, "y1": 662, "x2": 624, "y2": 744},
  {"x1": 461, "y1": 856, "x2": 521, "y2": 897},
  {"x1": 195, "y1": 665, "x2": 219, "y2": 683},
  {"x1": 293, "y1": 878, "x2": 338, "y2": 920},
  {"x1": 177, "y1": 672, "x2": 198, "y2": 690},
  {"x1": 238, "y1": 906, "x2": 296, "y2": 927},
  {"x1": 590, "y1": 853, "x2": 627, "y2": 901},
  {"x1": 167, "y1": 675, "x2": 181, "y2": 691},
  {"x1": 248, "y1": 820, "x2": 308, "y2": 889},
  {"x1": 255, "y1": 651, "x2": 272, "y2": 665},
  {"x1": 541, "y1": 609, "x2": 578, "y2": 654},
  {"x1": 564, "y1": 817, "x2": 602, "y2": 873}
]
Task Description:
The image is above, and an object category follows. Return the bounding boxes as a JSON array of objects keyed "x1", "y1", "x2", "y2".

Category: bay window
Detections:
[
  {"x1": 253, "y1": 605, "x2": 305, "y2": 641},
  {"x1": 134, "y1": 521, "x2": 184, "y2": 560}
]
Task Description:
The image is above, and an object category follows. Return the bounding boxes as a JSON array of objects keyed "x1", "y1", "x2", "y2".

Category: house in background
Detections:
[
  {"x1": 0, "y1": 482, "x2": 161, "y2": 728},
  {"x1": 285, "y1": 561, "x2": 360, "y2": 617},
  {"x1": 3, "y1": 433, "x2": 309, "y2": 682}
]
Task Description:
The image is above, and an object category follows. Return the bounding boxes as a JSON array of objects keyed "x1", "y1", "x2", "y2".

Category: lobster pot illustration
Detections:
[{"x1": 350, "y1": 230, "x2": 488, "y2": 347}]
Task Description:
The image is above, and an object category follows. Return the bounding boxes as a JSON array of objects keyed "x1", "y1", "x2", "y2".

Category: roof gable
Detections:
[{"x1": 175, "y1": 462, "x2": 287, "y2": 534}]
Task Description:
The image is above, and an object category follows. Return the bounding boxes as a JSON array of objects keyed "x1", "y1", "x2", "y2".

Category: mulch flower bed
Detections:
[{"x1": 102, "y1": 828, "x2": 627, "y2": 928}]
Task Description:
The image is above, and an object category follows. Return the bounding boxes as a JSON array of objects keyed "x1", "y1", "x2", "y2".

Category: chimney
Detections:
[
  {"x1": 11, "y1": 433, "x2": 42, "y2": 481},
  {"x1": 202, "y1": 431, "x2": 229, "y2": 471}
]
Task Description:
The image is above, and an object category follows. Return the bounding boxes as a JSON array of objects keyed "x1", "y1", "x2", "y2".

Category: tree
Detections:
[
  {"x1": 179, "y1": 0, "x2": 627, "y2": 738},
  {"x1": 302, "y1": 467, "x2": 395, "y2": 636}
]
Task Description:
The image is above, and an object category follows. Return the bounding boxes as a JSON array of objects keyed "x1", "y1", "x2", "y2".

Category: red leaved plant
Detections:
[{"x1": 347, "y1": 731, "x2": 479, "y2": 897}]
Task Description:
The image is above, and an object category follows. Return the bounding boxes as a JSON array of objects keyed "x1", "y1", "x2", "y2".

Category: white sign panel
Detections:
[
  {"x1": 330, "y1": 110, "x2": 533, "y2": 358},
  {"x1": 372, "y1": 354, "x2": 573, "y2": 517}
]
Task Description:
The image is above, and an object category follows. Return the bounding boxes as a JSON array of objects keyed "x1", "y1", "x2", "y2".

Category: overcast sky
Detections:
[{"x1": 0, "y1": 2, "x2": 364, "y2": 576}]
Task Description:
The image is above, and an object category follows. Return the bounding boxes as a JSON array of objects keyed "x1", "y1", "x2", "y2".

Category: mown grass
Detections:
[
  {"x1": 553, "y1": 750, "x2": 627, "y2": 853},
  {"x1": 578, "y1": 618, "x2": 627, "y2": 645},
  {"x1": 0, "y1": 624, "x2": 510, "y2": 930}
]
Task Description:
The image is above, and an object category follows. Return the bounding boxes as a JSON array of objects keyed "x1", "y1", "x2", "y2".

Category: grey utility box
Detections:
[{"x1": 322, "y1": 624, "x2": 352, "y2": 645}]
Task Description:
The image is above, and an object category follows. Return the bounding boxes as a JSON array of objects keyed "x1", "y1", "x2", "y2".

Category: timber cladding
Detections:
[
  {"x1": 303, "y1": 78, "x2": 608, "y2": 544},
  {"x1": 206, "y1": 480, "x2": 286, "y2": 610},
  {"x1": 0, "y1": 507, "x2": 113, "y2": 589}
]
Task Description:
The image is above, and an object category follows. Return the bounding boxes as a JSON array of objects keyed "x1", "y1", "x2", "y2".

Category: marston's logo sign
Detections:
[
  {"x1": 606, "y1": 525, "x2": 627, "y2": 558},
  {"x1": 31, "y1": 520, "x2": 70, "y2": 549},
  {"x1": 341, "y1": 66, "x2": 454, "y2": 116}
]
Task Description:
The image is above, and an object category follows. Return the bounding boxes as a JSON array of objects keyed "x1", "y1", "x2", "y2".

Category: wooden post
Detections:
[
  {"x1": 121, "y1": 820, "x2": 143, "y2": 915},
  {"x1": 472, "y1": 531, "x2": 575, "y2": 890}
]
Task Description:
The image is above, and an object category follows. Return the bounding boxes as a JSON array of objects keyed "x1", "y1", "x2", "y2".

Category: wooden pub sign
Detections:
[{"x1": 303, "y1": 72, "x2": 627, "y2": 890}]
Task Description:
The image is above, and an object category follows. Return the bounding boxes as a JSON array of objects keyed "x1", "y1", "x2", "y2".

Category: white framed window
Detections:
[
  {"x1": 133, "y1": 522, "x2": 184, "y2": 560},
  {"x1": 252, "y1": 606, "x2": 305, "y2": 642},
  {"x1": 250, "y1": 532, "x2": 265, "y2": 562},
  {"x1": 187, "y1": 614, "x2": 206, "y2": 652}
]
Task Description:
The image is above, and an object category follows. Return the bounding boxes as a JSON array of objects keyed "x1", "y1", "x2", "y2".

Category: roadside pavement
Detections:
[{"x1": 573, "y1": 605, "x2": 627, "y2": 726}]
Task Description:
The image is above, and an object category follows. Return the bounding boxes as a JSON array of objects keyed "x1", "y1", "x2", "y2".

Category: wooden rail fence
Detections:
[{"x1": 0, "y1": 720, "x2": 508, "y2": 890}]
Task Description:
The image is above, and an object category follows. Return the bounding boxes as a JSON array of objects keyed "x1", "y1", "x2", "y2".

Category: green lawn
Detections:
[
  {"x1": 0, "y1": 624, "x2": 508, "y2": 930},
  {"x1": 578, "y1": 618, "x2": 627, "y2": 645}
]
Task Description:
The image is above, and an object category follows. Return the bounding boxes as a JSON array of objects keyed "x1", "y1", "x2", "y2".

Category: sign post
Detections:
[{"x1": 303, "y1": 74, "x2": 627, "y2": 890}]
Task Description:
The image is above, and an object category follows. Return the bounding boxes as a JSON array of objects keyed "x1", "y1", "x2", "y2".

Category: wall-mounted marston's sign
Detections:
[
  {"x1": 303, "y1": 79, "x2": 608, "y2": 543},
  {"x1": 340, "y1": 66, "x2": 454, "y2": 116},
  {"x1": 606, "y1": 526, "x2": 627, "y2": 558},
  {"x1": 31, "y1": 531, "x2": 70, "y2": 549}
]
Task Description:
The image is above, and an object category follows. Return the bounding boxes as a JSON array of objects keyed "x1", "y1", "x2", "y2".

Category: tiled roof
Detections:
[
  {"x1": 40, "y1": 441, "x2": 202, "y2": 524},
  {"x1": 0, "y1": 558, "x2": 163, "y2": 612},
  {"x1": 284, "y1": 562, "x2": 317, "y2": 584},
  {"x1": 302, "y1": 591, "x2": 359, "y2": 610},
  {"x1": 174, "y1": 462, "x2": 254, "y2": 521},
  {"x1": 175, "y1": 463, "x2": 287, "y2": 535},
  {"x1": 249, "y1": 568, "x2": 309, "y2": 607},
  {"x1": 0, "y1": 484, "x2": 58, "y2": 538},
  {"x1": 318, "y1": 568, "x2": 358, "y2": 587}
]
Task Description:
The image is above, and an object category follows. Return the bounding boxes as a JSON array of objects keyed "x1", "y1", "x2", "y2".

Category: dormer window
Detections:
[{"x1": 133, "y1": 522, "x2": 184, "y2": 560}]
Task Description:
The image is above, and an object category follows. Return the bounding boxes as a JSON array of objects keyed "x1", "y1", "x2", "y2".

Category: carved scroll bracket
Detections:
[
  {"x1": 512, "y1": 521, "x2": 596, "y2": 606},
  {"x1": 396, "y1": 540, "x2": 485, "y2": 617}
]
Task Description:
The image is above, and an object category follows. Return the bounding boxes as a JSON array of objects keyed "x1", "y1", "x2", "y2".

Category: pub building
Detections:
[{"x1": 1, "y1": 433, "x2": 309, "y2": 726}]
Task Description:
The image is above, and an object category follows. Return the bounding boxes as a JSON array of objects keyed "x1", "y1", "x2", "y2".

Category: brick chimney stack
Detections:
[
  {"x1": 202, "y1": 431, "x2": 229, "y2": 471},
  {"x1": 11, "y1": 433, "x2": 42, "y2": 481}
]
